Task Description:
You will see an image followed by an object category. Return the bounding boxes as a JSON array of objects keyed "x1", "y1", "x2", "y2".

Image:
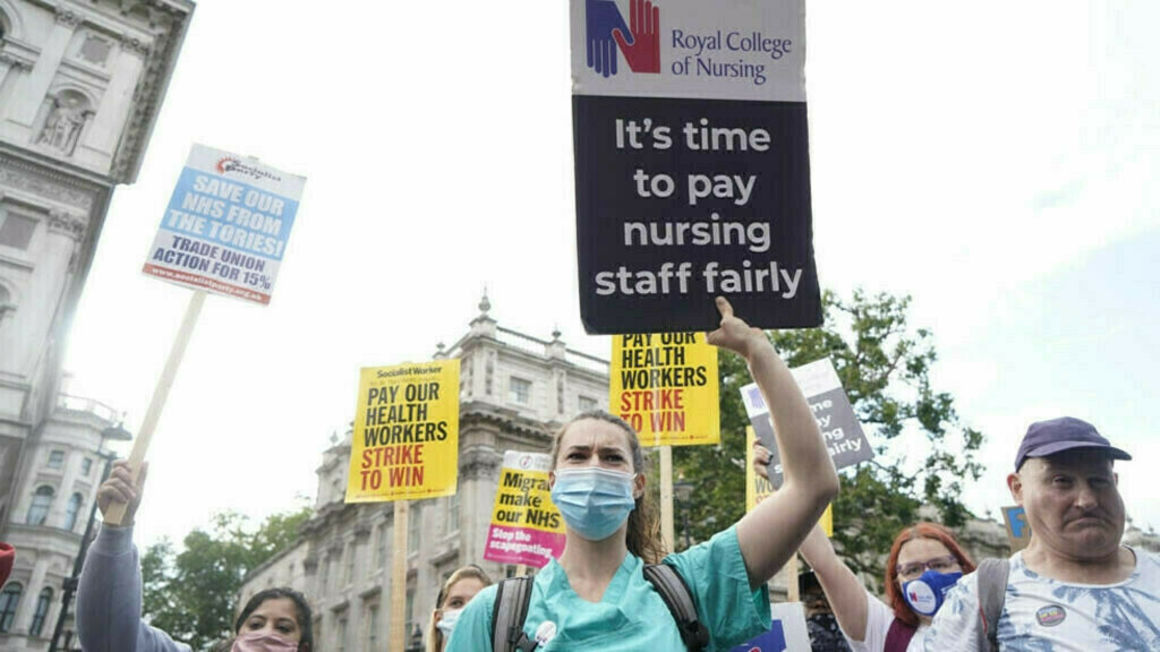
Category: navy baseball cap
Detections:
[{"x1": 1015, "y1": 417, "x2": 1131, "y2": 471}]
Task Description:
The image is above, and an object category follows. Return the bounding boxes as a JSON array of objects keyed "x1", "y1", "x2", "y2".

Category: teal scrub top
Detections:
[{"x1": 446, "y1": 525, "x2": 771, "y2": 651}]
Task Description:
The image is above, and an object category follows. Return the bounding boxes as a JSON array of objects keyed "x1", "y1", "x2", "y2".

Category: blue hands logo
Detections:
[{"x1": 586, "y1": 0, "x2": 631, "y2": 77}]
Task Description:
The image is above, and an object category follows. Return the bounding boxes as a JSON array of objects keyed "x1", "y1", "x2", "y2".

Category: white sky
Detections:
[{"x1": 63, "y1": 0, "x2": 1160, "y2": 548}]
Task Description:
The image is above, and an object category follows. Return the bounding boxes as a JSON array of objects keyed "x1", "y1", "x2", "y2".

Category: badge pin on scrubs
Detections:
[{"x1": 535, "y1": 620, "x2": 558, "y2": 645}]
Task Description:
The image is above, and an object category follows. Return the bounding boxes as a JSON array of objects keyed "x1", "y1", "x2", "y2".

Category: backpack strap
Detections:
[
  {"x1": 491, "y1": 576, "x2": 538, "y2": 652},
  {"x1": 883, "y1": 618, "x2": 917, "y2": 652},
  {"x1": 643, "y1": 563, "x2": 710, "y2": 651},
  {"x1": 975, "y1": 558, "x2": 1010, "y2": 652}
]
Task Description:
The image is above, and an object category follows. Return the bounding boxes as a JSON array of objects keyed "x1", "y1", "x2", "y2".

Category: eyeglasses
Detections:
[{"x1": 896, "y1": 555, "x2": 959, "y2": 580}]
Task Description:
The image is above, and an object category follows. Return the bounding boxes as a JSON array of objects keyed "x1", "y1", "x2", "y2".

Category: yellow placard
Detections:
[
  {"x1": 345, "y1": 360, "x2": 459, "y2": 502},
  {"x1": 745, "y1": 426, "x2": 832, "y2": 536},
  {"x1": 484, "y1": 452, "x2": 566, "y2": 567},
  {"x1": 609, "y1": 332, "x2": 719, "y2": 446}
]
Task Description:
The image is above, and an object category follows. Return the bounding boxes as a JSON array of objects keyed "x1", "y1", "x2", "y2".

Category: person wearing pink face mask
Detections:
[
  {"x1": 224, "y1": 588, "x2": 313, "y2": 652},
  {"x1": 76, "y1": 460, "x2": 314, "y2": 652}
]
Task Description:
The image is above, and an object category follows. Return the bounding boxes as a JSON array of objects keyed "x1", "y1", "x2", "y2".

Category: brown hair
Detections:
[
  {"x1": 884, "y1": 522, "x2": 976, "y2": 626},
  {"x1": 426, "y1": 564, "x2": 493, "y2": 652},
  {"x1": 549, "y1": 410, "x2": 667, "y2": 564}
]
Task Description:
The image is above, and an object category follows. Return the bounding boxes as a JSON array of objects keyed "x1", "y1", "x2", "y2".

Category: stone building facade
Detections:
[{"x1": 0, "y1": 1, "x2": 194, "y2": 649}]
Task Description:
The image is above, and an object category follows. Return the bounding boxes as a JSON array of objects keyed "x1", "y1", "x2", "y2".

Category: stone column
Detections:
[
  {"x1": 460, "y1": 444, "x2": 501, "y2": 569},
  {"x1": 12, "y1": 554, "x2": 49, "y2": 634},
  {"x1": 11, "y1": 8, "x2": 82, "y2": 126},
  {"x1": 344, "y1": 535, "x2": 363, "y2": 651},
  {"x1": 82, "y1": 36, "x2": 148, "y2": 154},
  {"x1": 39, "y1": 209, "x2": 87, "y2": 337}
]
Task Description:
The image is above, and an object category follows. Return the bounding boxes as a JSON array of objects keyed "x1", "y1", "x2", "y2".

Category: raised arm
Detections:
[
  {"x1": 708, "y1": 297, "x2": 839, "y2": 589},
  {"x1": 77, "y1": 462, "x2": 188, "y2": 652},
  {"x1": 753, "y1": 442, "x2": 870, "y2": 639}
]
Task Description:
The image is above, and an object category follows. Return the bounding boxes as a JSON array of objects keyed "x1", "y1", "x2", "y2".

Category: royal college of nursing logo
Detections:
[
  {"x1": 585, "y1": 0, "x2": 661, "y2": 76},
  {"x1": 906, "y1": 582, "x2": 937, "y2": 615}
]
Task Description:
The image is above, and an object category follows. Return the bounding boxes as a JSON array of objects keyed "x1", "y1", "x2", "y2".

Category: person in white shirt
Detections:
[
  {"x1": 754, "y1": 443, "x2": 976, "y2": 651},
  {"x1": 923, "y1": 416, "x2": 1160, "y2": 650}
]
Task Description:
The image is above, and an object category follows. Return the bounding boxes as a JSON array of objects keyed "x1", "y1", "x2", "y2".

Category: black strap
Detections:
[
  {"x1": 976, "y1": 558, "x2": 1010, "y2": 652},
  {"x1": 643, "y1": 563, "x2": 710, "y2": 651},
  {"x1": 491, "y1": 564, "x2": 709, "y2": 651},
  {"x1": 492, "y1": 576, "x2": 537, "y2": 651}
]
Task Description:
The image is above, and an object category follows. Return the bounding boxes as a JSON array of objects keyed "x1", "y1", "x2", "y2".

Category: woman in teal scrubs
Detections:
[{"x1": 446, "y1": 298, "x2": 841, "y2": 651}]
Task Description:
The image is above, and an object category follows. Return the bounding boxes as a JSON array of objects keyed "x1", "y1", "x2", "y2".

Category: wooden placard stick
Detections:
[
  {"x1": 660, "y1": 445, "x2": 674, "y2": 552},
  {"x1": 104, "y1": 290, "x2": 206, "y2": 525},
  {"x1": 391, "y1": 500, "x2": 410, "y2": 651},
  {"x1": 786, "y1": 553, "x2": 800, "y2": 602}
]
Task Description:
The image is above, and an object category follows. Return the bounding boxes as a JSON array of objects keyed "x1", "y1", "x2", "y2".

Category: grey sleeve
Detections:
[{"x1": 76, "y1": 524, "x2": 192, "y2": 652}]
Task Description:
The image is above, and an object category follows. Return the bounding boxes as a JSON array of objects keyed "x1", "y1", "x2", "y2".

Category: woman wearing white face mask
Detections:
[
  {"x1": 447, "y1": 297, "x2": 840, "y2": 651},
  {"x1": 427, "y1": 564, "x2": 493, "y2": 652}
]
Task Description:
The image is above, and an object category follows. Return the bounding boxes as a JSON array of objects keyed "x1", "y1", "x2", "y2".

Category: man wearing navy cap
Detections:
[{"x1": 923, "y1": 417, "x2": 1160, "y2": 650}]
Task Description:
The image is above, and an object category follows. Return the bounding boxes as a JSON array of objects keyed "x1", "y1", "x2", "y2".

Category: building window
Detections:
[
  {"x1": 0, "y1": 583, "x2": 21, "y2": 632},
  {"x1": 26, "y1": 485, "x2": 54, "y2": 525},
  {"x1": 64, "y1": 492, "x2": 83, "y2": 530},
  {"x1": 404, "y1": 589, "x2": 415, "y2": 647},
  {"x1": 47, "y1": 450, "x2": 65, "y2": 469},
  {"x1": 344, "y1": 543, "x2": 355, "y2": 586},
  {"x1": 336, "y1": 614, "x2": 348, "y2": 650},
  {"x1": 509, "y1": 377, "x2": 531, "y2": 405},
  {"x1": 446, "y1": 493, "x2": 460, "y2": 535},
  {"x1": 318, "y1": 555, "x2": 329, "y2": 595},
  {"x1": 407, "y1": 506, "x2": 421, "y2": 552},
  {"x1": 375, "y1": 523, "x2": 387, "y2": 570},
  {"x1": 0, "y1": 212, "x2": 37, "y2": 250},
  {"x1": 578, "y1": 396, "x2": 598, "y2": 413},
  {"x1": 30, "y1": 587, "x2": 52, "y2": 636},
  {"x1": 366, "y1": 603, "x2": 379, "y2": 648},
  {"x1": 81, "y1": 458, "x2": 93, "y2": 476}
]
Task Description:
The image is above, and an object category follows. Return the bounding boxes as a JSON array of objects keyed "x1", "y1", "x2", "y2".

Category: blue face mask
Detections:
[
  {"x1": 902, "y1": 569, "x2": 963, "y2": 617},
  {"x1": 549, "y1": 467, "x2": 637, "y2": 541}
]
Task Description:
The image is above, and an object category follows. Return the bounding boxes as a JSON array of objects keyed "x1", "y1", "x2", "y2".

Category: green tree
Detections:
[
  {"x1": 673, "y1": 289, "x2": 984, "y2": 581},
  {"x1": 140, "y1": 506, "x2": 312, "y2": 650},
  {"x1": 141, "y1": 538, "x2": 176, "y2": 626}
]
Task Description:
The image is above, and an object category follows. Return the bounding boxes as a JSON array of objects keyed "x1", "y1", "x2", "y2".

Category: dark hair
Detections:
[
  {"x1": 549, "y1": 410, "x2": 667, "y2": 564},
  {"x1": 884, "y1": 522, "x2": 976, "y2": 626},
  {"x1": 232, "y1": 587, "x2": 314, "y2": 651}
]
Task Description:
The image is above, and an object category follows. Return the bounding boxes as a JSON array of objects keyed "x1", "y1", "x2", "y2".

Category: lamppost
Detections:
[
  {"x1": 49, "y1": 422, "x2": 131, "y2": 652},
  {"x1": 673, "y1": 478, "x2": 695, "y2": 551}
]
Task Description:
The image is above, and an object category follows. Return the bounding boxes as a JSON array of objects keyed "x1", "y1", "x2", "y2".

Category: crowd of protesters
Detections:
[{"x1": 3, "y1": 299, "x2": 1143, "y2": 650}]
